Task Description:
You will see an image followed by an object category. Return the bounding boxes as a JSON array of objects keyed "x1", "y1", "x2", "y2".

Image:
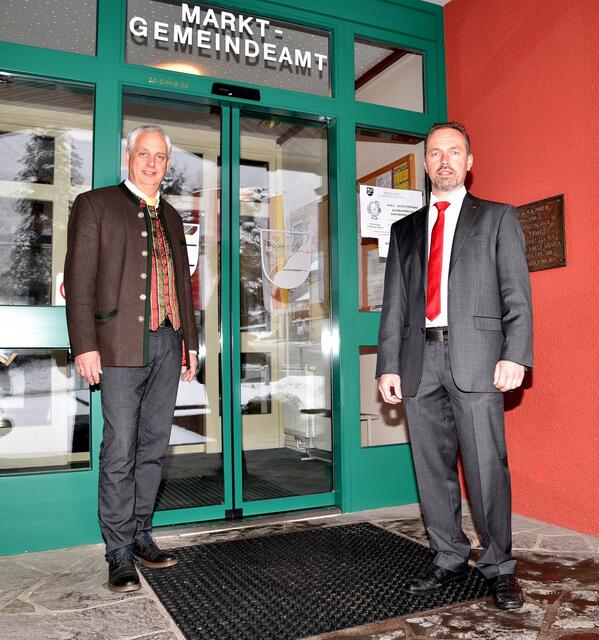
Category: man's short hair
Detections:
[
  {"x1": 126, "y1": 125, "x2": 172, "y2": 156},
  {"x1": 425, "y1": 121, "x2": 471, "y2": 155}
]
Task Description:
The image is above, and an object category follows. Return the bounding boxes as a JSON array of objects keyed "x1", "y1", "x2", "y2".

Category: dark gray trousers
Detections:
[
  {"x1": 403, "y1": 337, "x2": 516, "y2": 579},
  {"x1": 98, "y1": 326, "x2": 182, "y2": 556}
]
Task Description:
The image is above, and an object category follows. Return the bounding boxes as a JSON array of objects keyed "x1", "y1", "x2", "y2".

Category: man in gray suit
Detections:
[{"x1": 376, "y1": 122, "x2": 532, "y2": 610}]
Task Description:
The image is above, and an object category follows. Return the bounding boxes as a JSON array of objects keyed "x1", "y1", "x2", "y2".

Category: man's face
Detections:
[
  {"x1": 424, "y1": 127, "x2": 473, "y2": 196},
  {"x1": 125, "y1": 131, "x2": 170, "y2": 196}
]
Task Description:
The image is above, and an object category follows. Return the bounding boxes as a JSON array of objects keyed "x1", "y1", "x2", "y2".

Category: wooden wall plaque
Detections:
[{"x1": 516, "y1": 194, "x2": 566, "y2": 272}]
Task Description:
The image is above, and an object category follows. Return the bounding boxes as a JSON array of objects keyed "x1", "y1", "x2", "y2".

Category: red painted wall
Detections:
[{"x1": 444, "y1": 0, "x2": 599, "y2": 536}]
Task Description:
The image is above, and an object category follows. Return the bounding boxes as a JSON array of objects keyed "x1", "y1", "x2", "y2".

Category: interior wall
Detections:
[
  {"x1": 356, "y1": 140, "x2": 425, "y2": 192},
  {"x1": 355, "y1": 53, "x2": 424, "y2": 113},
  {"x1": 444, "y1": 0, "x2": 599, "y2": 535}
]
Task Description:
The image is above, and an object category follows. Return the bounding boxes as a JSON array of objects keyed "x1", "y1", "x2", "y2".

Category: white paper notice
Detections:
[
  {"x1": 359, "y1": 185, "x2": 423, "y2": 258},
  {"x1": 367, "y1": 249, "x2": 386, "y2": 309},
  {"x1": 375, "y1": 171, "x2": 392, "y2": 189}
]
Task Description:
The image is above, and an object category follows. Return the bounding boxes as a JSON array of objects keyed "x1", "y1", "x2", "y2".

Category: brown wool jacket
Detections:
[{"x1": 64, "y1": 182, "x2": 198, "y2": 367}]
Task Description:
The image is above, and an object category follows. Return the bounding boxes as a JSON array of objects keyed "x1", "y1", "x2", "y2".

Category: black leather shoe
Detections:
[
  {"x1": 487, "y1": 574, "x2": 524, "y2": 610},
  {"x1": 107, "y1": 548, "x2": 141, "y2": 592},
  {"x1": 133, "y1": 533, "x2": 177, "y2": 568},
  {"x1": 405, "y1": 565, "x2": 469, "y2": 594}
]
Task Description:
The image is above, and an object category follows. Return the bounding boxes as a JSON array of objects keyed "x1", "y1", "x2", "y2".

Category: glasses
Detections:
[{"x1": 136, "y1": 150, "x2": 168, "y2": 164}]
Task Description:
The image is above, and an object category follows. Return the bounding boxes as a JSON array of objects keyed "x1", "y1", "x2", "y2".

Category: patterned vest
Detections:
[{"x1": 141, "y1": 196, "x2": 181, "y2": 332}]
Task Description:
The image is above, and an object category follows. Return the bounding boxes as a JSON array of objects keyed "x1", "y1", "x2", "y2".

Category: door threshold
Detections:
[{"x1": 154, "y1": 506, "x2": 341, "y2": 539}]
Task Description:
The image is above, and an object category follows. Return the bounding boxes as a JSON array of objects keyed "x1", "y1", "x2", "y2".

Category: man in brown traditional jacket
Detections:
[{"x1": 65, "y1": 125, "x2": 198, "y2": 592}]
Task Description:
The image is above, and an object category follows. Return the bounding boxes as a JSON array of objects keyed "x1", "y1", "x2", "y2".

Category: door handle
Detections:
[{"x1": 0, "y1": 352, "x2": 17, "y2": 367}]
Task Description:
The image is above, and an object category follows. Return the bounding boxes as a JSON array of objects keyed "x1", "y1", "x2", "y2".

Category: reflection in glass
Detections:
[
  {"x1": 355, "y1": 39, "x2": 424, "y2": 112},
  {"x1": 71, "y1": 132, "x2": 93, "y2": 187},
  {"x1": 239, "y1": 113, "x2": 333, "y2": 501},
  {"x1": 0, "y1": 132, "x2": 54, "y2": 184},
  {"x1": 0, "y1": 198, "x2": 53, "y2": 305},
  {"x1": 359, "y1": 346, "x2": 409, "y2": 447},
  {"x1": 0, "y1": 349, "x2": 90, "y2": 475},
  {"x1": 122, "y1": 98, "x2": 223, "y2": 511},
  {"x1": 356, "y1": 127, "x2": 425, "y2": 311},
  {"x1": 241, "y1": 353, "x2": 271, "y2": 415},
  {"x1": 239, "y1": 159, "x2": 271, "y2": 332},
  {"x1": 0, "y1": 75, "x2": 94, "y2": 306}
]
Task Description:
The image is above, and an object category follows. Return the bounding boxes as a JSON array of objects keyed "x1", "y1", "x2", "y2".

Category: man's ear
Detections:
[{"x1": 467, "y1": 153, "x2": 474, "y2": 171}]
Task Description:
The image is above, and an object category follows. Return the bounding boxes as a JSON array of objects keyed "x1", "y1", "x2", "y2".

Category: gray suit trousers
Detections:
[
  {"x1": 98, "y1": 325, "x2": 182, "y2": 555},
  {"x1": 403, "y1": 337, "x2": 516, "y2": 578}
]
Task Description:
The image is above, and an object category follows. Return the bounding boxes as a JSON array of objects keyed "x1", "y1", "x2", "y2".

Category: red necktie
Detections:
[{"x1": 426, "y1": 201, "x2": 450, "y2": 321}]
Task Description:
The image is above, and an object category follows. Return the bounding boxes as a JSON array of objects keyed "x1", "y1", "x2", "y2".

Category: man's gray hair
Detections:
[{"x1": 126, "y1": 125, "x2": 172, "y2": 155}]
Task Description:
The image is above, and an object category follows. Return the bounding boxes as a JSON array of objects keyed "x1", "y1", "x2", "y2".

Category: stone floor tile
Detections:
[
  {"x1": 12, "y1": 545, "x2": 106, "y2": 576},
  {"x1": 404, "y1": 600, "x2": 546, "y2": 639},
  {"x1": 539, "y1": 535, "x2": 596, "y2": 554},
  {"x1": 310, "y1": 632, "x2": 406, "y2": 640},
  {"x1": 512, "y1": 531, "x2": 542, "y2": 550},
  {"x1": 2, "y1": 598, "x2": 36, "y2": 613},
  {"x1": 0, "y1": 559, "x2": 45, "y2": 610},
  {"x1": 26, "y1": 553, "x2": 144, "y2": 611},
  {"x1": 0, "y1": 597, "x2": 171, "y2": 640},
  {"x1": 510, "y1": 514, "x2": 575, "y2": 536},
  {"x1": 2, "y1": 507, "x2": 599, "y2": 640},
  {"x1": 374, "y1": 518, "x2": 429, "y2": 545},
  {"x1": 305, "y1": 619, "x2": 407, "y2": 639},
  {"x1": 523, "y1": 586, "x2": 563, "y2": 606},
  {"x1": 516, "y1": 553, "x2": 599, "y2": 591},
  {"x1": 552, "y1": 590, "x2": 599, "y2": 630},
  {"x1": 463, "y1": 529, "x2": 483, "y2": 549}
]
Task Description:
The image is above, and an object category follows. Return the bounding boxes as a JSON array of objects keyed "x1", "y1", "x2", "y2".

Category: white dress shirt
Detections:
[
  {"x1": 426, "y1": 186, "x2": 467, "y2": 328},
  {"x1": 124, "y1": 179, "x2": 160, "y2": 204}
]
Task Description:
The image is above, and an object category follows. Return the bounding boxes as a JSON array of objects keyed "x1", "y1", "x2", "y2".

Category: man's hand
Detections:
[
  {"x1": 493, "y1": 360, "x2": 525, "y2": 392},
  {"x1": 378, "y1": 373, "x2": 403, "y2": 404},
  {"x1": 181, "y1": 352, "x2": 198, "y2": 382},
  {"x1": 75, "y1": 351, "x2": 102, "y2": 385}
]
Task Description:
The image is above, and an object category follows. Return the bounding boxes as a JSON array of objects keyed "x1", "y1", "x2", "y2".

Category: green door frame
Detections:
[{"x1": 0, "y1": 0, "x2": 447, "y2": 555}]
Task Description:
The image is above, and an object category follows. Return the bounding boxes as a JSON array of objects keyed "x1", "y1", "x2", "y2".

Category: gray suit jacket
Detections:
[{"x1": 376, "y1": 193, "x2": 533, "y2": 395}]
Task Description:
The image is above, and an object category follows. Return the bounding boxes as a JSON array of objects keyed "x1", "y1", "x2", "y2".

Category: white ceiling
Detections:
[{"x1": 422, "y1": 0, "x2": 451, "y2": 5}]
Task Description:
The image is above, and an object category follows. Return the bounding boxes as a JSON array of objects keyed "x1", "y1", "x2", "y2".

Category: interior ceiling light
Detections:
[{"x1": 155, "y1": 63, "x2": 202, "y2": 75}]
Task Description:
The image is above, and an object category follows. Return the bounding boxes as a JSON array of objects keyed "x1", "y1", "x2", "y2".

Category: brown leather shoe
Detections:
[
  {"x1": 133, "y1": 533, "x2": 177, "y2": 568},
  {"x1": 487, "y1": 574, "x2": 524, "y2": 610},
  {"x1": 107, "y1": 548, "x2": 141, "y2": 592},
  {"x1": 405, "y1": 565, "x2": 468, "y2": 594}
]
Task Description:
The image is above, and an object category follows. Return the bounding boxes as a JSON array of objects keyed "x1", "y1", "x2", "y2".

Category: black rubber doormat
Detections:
[{"x1": 141, "y1": 522, "x2": 489, "y2": 640}]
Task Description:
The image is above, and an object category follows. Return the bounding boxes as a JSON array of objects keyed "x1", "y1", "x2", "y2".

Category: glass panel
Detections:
[
  {"x1": 0, "y1": 74, "x2": 94, "y2": 306},
  {"x1": 0, "y1": 349, "x2": 90, "y2": 475},
  {"x1": 0, "y1": 1, "x2": 97, "y2": 55},
  {"x1": 126, "y1": 0, "x2": 330, "y2": 96},
  {"x1": 355, "y1": 38, "x2": 424, "y2": 112},
  {"x1": 122, "y1": 96, "x2": 223, "y2": 510},
  {"x1": 356, "y1": 127, "x2": 426, "y2": 311},
  {"x1": 239, "y1": 113, "x2": 333, "y2": 500},
  {"x1": 359, "y1": 346, "x2": 409, "y2": 447}
]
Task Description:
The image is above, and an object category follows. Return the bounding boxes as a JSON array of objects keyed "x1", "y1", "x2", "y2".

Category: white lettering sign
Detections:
[{"x1": 127, "y1": 1, "x2": 329, "y2": 80}]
